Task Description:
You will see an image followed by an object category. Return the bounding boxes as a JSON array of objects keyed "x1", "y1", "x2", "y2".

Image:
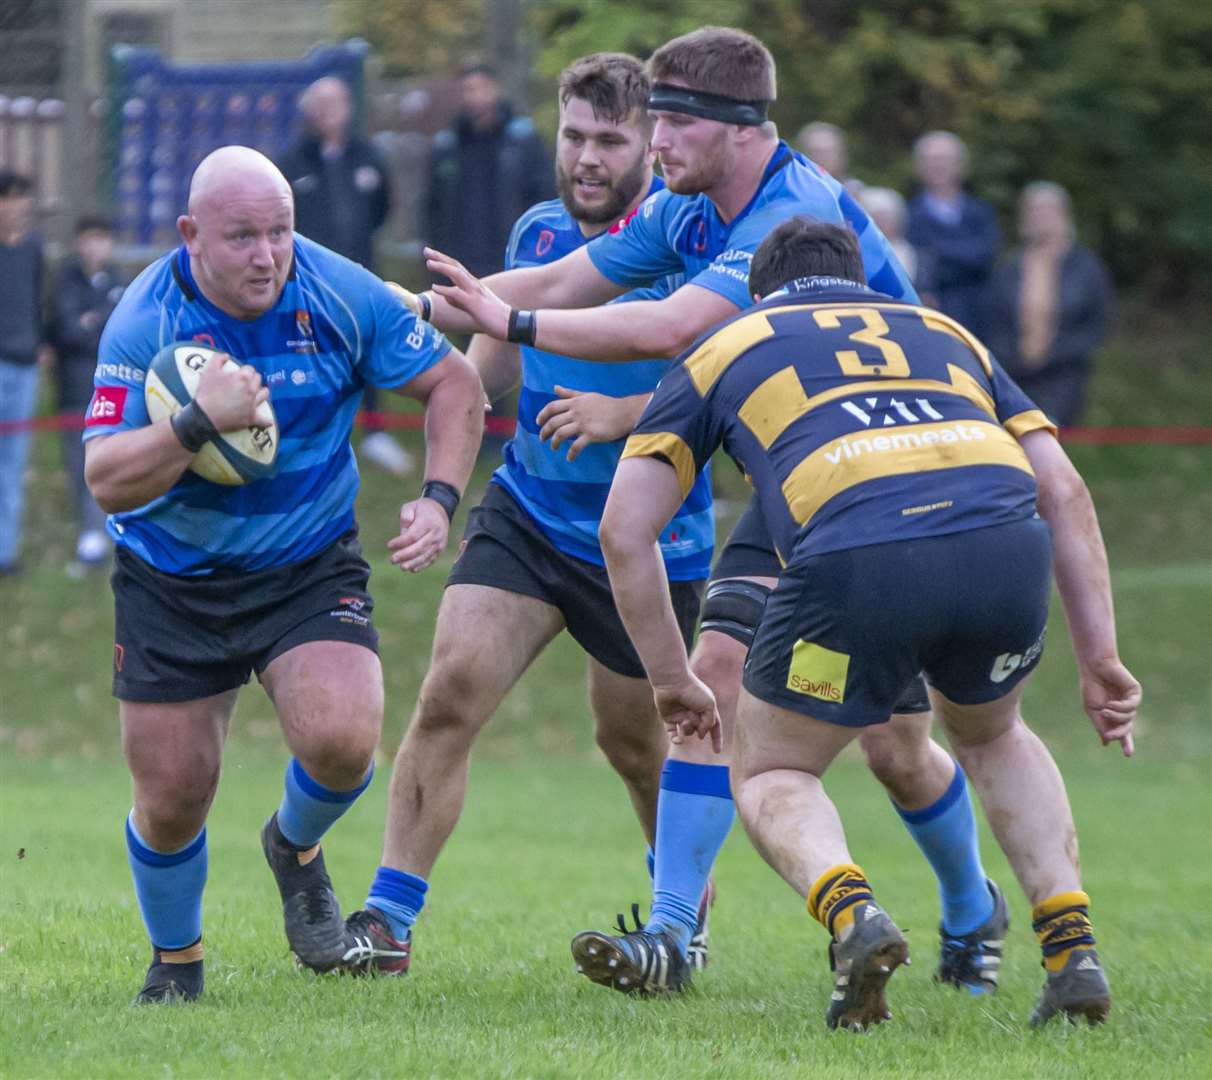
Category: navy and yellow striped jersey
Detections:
[{"x1": 622, "y1": 277, "x2": 1056, "y2": 565}]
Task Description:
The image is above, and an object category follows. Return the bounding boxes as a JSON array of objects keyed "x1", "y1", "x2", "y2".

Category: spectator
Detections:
[
  {"x1": 907, "y1": 131, "x2": 999, "y2": 336},
  {"x1": 0, "y1": 170, "x2": 48, "y2": 577},
  {"x1": 279, "y1": 76, "x2": 413, "y2": 477},
  {"x1": 858, "y1": 186, "x2": 917, "y2": 284},
  {"x1": 795, "y1": 121, "x2": 863, "y2": 196},
  {"x1": 425, "y1": 59, "x2": 552, "y2": 278},
  {"x1": 986, "y1": 182, "x2": 1114, "y2": 427},
  {"x1": 52, "y1": 215, "x2": 124, "y2": 572}
]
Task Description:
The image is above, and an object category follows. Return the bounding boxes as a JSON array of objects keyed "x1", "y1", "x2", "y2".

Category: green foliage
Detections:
[
  {"x1": 335, "y1": 0, "x2": 487, "y2": 77},
  {"x1": 528, "y1": 0, "x2": 1212, "y2": 295}
]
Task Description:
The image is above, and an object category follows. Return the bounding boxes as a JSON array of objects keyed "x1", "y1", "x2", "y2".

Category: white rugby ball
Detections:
[{"x1": 144, "y1": 342, "x2": 279, "y2": 486}]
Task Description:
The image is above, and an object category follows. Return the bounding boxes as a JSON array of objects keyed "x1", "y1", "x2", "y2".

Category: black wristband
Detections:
[
  {"x1": 417, "y1": 292, "x2": 432, "y2": 321},
  {"x1": 506, "y1": 308, "x2": 537, "y2": 346},
  {"x1": 420, "y1": 479, "x2": 461, "y2": 522},
  {"x1": 170, "y1": 400, "x2": 220, "y2": 454}
]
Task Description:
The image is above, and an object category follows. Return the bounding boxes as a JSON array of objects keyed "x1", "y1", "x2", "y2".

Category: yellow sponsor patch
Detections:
[{"x1": 786, "y1": 640, "x2": 850, "y2": 703}]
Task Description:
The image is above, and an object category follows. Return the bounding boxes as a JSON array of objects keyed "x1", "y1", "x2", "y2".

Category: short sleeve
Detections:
[
  {"x1": 586, "y1": 190, "x2": 684, "y2": 288},
  {"x1": 359, "y1": 274, "x2": 453, "y2": 389},
  {"x1": 689, "y1": 199, "x2": 844, "y2": 308},
  {"x1": 622, "y1": 363, "x2": 721, "y2": 499},
  {"x1": 82, "y1": 299, "x2": 154, "y2": 440},
  {"x1": 990, "y1": 356, "x2": 1058, "y2": 438}
]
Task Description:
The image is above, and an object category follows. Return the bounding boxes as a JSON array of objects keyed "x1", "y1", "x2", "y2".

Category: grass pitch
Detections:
[{"x1": 2, "y1": 391, "x2": 1210, "y2": 1076}]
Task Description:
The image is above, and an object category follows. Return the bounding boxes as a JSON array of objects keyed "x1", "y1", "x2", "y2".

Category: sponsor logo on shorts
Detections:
[
  {"x1": 337, "y1": 596, "x2": 365, "y2": 611},
  {"x1": 990, "y1": 629, "x2": 1046, "y2": 683},
  {"x1": 113, "y1": 643, "x2": 125, "y2": 672},
  {"x1": 87, "y1": 387, "x2": 128, "y2": 426},
  {"x1": 786, "y1": 639, "x2": 849, "y2": 703}
]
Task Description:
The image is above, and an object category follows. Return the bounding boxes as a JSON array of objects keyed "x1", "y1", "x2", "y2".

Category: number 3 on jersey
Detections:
[{"x1": 812, "y1": 307, "x2": 910, "y2": 378}]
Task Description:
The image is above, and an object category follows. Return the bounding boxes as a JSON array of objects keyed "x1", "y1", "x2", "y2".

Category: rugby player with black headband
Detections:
[{"x1": 396, "y1": 26, "x2": 1006, "y2": 1000}]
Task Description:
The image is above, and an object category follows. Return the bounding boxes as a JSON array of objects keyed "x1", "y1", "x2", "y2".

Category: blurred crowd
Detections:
[{"x1": 0, "y1": 63, "x2": 1114, "y2": 579}]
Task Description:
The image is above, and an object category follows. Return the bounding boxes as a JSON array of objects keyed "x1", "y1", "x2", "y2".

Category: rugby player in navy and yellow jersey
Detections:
[
  {"x1": 82, "y1": 147, "x2": 484, "y2": 1002},
  {"x1": 398, "y1": 27, "x2": 1005, "y2": 998},
  {"x1": 339, "y1": 53, "x2": 717, "y2": 976},
  {"x1": 597, "y1": 218, "x2": 1140, "y2": 1029}
]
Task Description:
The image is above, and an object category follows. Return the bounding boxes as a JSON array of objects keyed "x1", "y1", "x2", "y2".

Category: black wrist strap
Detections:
[
  {"x1": 170, "y1": 400, "x2": 219, "y2": 454},
  {"x1": 506, "y1": 308, "x2": 537, "y2": 346},
  {"x1": 420, "y1": 479, "x2": 461, "y2": 522},
  {"x1": 418, "y1": 292, "x2": 432, "y2": 321}
]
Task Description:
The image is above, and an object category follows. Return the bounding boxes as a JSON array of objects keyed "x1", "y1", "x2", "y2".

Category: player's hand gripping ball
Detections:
[{"x1": 144, "y1": 342, "x2": 278, "y2": 485}]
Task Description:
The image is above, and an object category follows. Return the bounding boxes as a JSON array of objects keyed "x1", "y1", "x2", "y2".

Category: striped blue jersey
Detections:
[
  {"x1": 623, "y1": 279, "x2": 1056, "y2": 565},
  {"x1": 492, "y1": 184, "x2": 714, "y2": 580},
  {"x1": 588, "y1": 141, "x2": 918, "y2": 307},
  {"x1": 84, "y1": 235, "x2": 451, "y2": 575}
]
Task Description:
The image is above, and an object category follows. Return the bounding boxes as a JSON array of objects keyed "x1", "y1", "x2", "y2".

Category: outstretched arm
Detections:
[
  {"x1": 412, "y1": 245, "x2": 627, "y2": 335},
  {"x1": 428, "y1": 246, "x2": 740, "y2": 361},
  {"x1": 1020, "y1": 429, "x2": 1140, "y2": 755}
]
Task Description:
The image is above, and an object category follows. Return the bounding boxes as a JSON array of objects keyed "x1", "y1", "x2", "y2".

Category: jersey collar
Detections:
[{"x1": 761, "y1": 277, "x2": 890, "y2": 305}]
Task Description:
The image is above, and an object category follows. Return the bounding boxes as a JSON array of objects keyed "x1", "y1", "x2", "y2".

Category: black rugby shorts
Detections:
[
  {"x1": 743, "y1": 518, "x2": 1052, "y2": 727},
  {"x1": 713, "y1": 495, "x2": 930, "y2": 715},
  {"x1": 446, "y1": 482, "x2": 703, "y2": 679},
  {"x1": 111, "y1": 530, "x2": 378, "y2": 702}
]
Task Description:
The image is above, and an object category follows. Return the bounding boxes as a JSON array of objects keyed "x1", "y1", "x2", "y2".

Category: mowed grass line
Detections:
[{"x1": 3, "y1": 728, "x2": 1211, "y2": 1078}]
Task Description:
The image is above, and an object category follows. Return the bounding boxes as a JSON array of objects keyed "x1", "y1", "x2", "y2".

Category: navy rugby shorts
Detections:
[
  {"x1": 446, "y1": 482, "x2": 703, "y2": 679},
  {"x1": 743, "y1": 517, "x2": 1052, "y2": 727},
  {"x1": 111, "y1": 530, "x2": 378, "y2": 702},
  {"x1": 715, "y1": 495, "x2": 930, "y2": 715}
]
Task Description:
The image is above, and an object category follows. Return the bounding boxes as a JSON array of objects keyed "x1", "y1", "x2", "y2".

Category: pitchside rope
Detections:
[{"x1": 2, "y1": 410, "x2": 1210, "y2": 445}]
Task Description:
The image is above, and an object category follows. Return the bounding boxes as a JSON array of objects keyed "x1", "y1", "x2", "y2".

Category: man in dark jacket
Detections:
[
  {"x1": 53, "y1": 215, "x2": 125, "y2": 570},
  {"x1": 280, "y1": 77, "x2": 412, "y2": 476},
  {"x1": 425, "y1": 61, "x2": 553, "y2": 278},
  {"x1": 0, "y1": 170, "x2": 48, "y2": 576},
  {"x1": 907, "y1": 131, "x2": 1000, "y2": 339}
]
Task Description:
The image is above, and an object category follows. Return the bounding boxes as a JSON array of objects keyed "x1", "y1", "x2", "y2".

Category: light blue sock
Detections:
[
  {"x1": 125, "y1": 813, "x2": 207, "y2": 950},
  {"x1": 277, "y1": 757, "x2": 373, "y2": 849},
  {"x1": 895, "y1": 760, "x2": 994, "y2": 935},
  {"x1": 366, "y1": 866, "x2": 428, "y2": 941},
  {"x1": 645, "y1": 761, "x2": 735, "y2": 951}
]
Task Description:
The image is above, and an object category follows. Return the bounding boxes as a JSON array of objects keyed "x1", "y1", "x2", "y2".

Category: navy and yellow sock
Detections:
[
  {"x1": 1033, "y1": 890, "x2": 1097, "y2": 973},
  {"x1": 808, "y1": 863, "x2": 876, "y2": 939}
]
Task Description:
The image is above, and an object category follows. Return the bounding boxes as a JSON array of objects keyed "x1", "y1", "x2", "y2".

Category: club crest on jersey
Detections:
[
  {"x1": 288, "y1": 309, "x2": 318, "y2": 353},
  {"x1": 535, "y1": 229, "x2": 554, "y2": 256}
]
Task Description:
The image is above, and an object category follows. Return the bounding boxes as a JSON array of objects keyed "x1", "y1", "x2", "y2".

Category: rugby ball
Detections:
[{"x1": 144, "y1": 342, "x2": 278, "y2": 486}]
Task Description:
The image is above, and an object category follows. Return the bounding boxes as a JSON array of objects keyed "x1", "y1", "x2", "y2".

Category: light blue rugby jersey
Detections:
[
  {"x1": 492, "y1": 182, "x2": 714, "y2": 581},
  {"x1": 588, "y1": 141, "x2": 919, "y2": 306},
  {"x1": 84, "y1": 234, "x2": 451, "y2": 575}
]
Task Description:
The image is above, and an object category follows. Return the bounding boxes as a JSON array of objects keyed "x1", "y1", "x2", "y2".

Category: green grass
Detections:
[{"x1": 2, "y1": 334, "x2": 1211, "y2": 1075}]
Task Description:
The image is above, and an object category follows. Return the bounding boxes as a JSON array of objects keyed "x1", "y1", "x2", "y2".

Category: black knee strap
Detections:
[{"x1": 699, "y1": 578, "x2": 772, "y2": 647}]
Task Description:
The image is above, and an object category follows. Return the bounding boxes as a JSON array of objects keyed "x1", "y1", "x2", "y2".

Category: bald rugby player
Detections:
[{"x1": 83, "y1": 146, "x2": 483, "y2": 1003}]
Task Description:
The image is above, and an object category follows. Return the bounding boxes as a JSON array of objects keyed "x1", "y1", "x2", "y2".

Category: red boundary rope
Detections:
[{"x1": 2, "y1": 410, "x2": 1210, "y2": 445}]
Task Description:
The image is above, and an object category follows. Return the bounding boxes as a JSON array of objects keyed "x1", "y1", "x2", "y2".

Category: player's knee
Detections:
[
  {"x1": 858, "y1": 726, "x2": 913, "y2": 786},
  {"x1": 594, "y1": 721, "x2": 663, "y2": 783},
  {"x1": 412, "y1": 661, "x2": 489, "y2": 741},
  {"x1": 136, "y1": 770, "x2": 218, "y2": 845},
  {"x1": 690, "y1": 632, "x2": 746, "y2": 704}
]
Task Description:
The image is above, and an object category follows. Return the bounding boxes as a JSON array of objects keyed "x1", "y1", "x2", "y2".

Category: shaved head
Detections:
[
  {"x1": 179, "y1": 145, "x2": 295, "y2": 320},
  {"x1": 187, "y1": 146, "x2": 292, "y2": 216}
]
